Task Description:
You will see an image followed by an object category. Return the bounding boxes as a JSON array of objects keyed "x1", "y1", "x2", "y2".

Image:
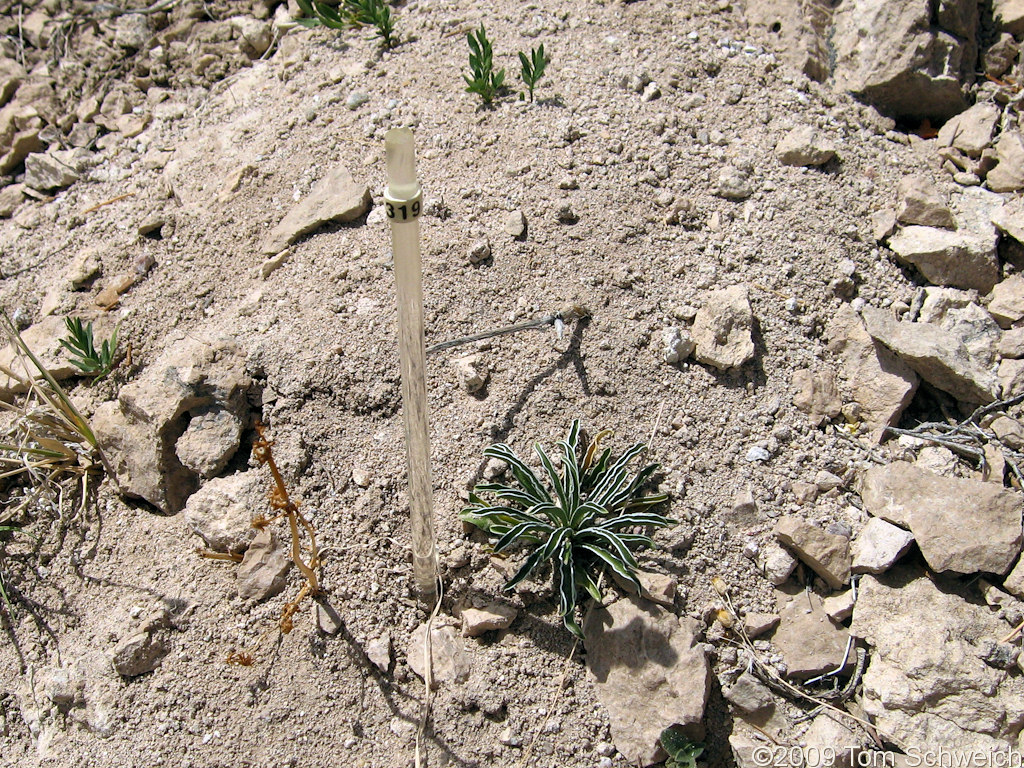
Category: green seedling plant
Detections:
[
  {"x1": 660, "y1": 728, "x2": 705, "y2": 768},
  {"x1": 519, "y1": 44, "x2": 549, "y2": 102},
  {"x1": 460, "y1": 420, "x2": 673, "y2": 637},
  {"x1": 464, "y1": 24, "x2": 505, "y2": 105},
  {"x1": 296, "y1": 0, "x2": 397, "y2": 48},
  {"x1": 60, "y1": 316, "x2": 118, "y2": 381}
]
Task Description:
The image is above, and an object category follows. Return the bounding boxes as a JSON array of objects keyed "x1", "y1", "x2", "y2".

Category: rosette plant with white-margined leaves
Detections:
[{"x1": 460, "y1": 420, "x2": 674, "y2": 637}]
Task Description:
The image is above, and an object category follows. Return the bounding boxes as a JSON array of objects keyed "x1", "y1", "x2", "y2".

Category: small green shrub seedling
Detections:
[
  {"x1": 659, "y1": 728, "x2": 705, "y2": 768},
  {"x1": 296, "y1": 0, "x2": 397, "y2": 48},
  {"x1": 464, "y1": 24, "x2": 505, "y2": 105},
  {"x1": 60, "y1": 316, "x2": 118, "y2": 380},
  {"x1": 460, "y1": 420, "x2": 673, "y2": 637},
  {"x1": 519, "y1": 44, "x2": 549, "y2": 102}
]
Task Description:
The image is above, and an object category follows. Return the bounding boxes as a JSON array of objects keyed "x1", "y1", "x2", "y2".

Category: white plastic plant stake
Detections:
[{"x1": 384, "y1": 128, "x2": 439, "y2": 602}]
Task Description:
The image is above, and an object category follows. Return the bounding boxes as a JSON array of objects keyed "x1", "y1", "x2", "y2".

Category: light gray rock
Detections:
[
  {"x1": 182, "y1": 472, "x2": 262, "y2": 554},
  {"x1": 999, "y1": 357, "x2": 1024, "y2": 397},
  {"x1": 861, "y1": 307, "x2": 999, "y2": 403},
  {"x1": 742, "y1": 612, "x2": 779, "y2": 638},
  {"x1": 984, "y1": 33, "x2": 1019, "y2": 77},
  {"x1": 792, "y1": 368, "x2": 842, "y2": 425},
  {"x1": 896, "y1": 175, "x2": 955, "y2": 229},
  {"x1": 1004, "y1": 557, "x2": 1024, "y2": 599},
  {"x1": 991, "y1": 197, "x2": 1024, "y2": 246},
  {"x1": 758, "y1": 542, "x2": 798, "y2": 585},
  {"x1": 316, "y1": 603, "x2": 343, "y2": 635},
  {"x1": 662, "y1": 326, "x2": 695, "y2": 364},
  {"x1": 822, "y1": 590, "x2": 855, "y2": 622},
  {"x1": 994, "y1": 0, "x2": 1024, "y2": 34},
  {"x1": 174, "y1": 406, "x2": 243, "y2": 478},
  {"x1": 715, "y1": 165, "x2": 753, "y2": 200},
  {"x1": 987, "y1": 130, "x2": 1024, "y2": 193},
  {"x1": 851, "y1": 567, "x2": 1024, "y2": 751},
  {"x1": 858, "y1": 461, "x2": 1023, "y2": 575},
  {"x1": 774, "y1": 516, "x2": 851, "y2": 589},
  {"x1": 24, "y1": 151, "x2": 80, "y2": 191},
  {"x1": 452, "y1": 354, "x2": 488, "y2": 394},
  {"x1": 111, "y1": 610, "x2": 171, "y2": 677},
  {"x1": 851, "y1": 517, "x2": 915, "y2": 574},
  {"x1": 871, "y1": 208, "x2": 898, "y2": 242},
  {"x1": 466, "y1": 238, "x2": 490, "y2": 264},
  {"x1": 460, "y1": 602, "x2": 517, "y2": 637},
  {"x1": 772, "y1": 586, "x2": 852, "y2": 679},
  {"x1": 92, "y1": 335, "x2": 251, "y2": 514},
  {"x1": 365, "y1": 635, "x2": 391, "y2": 671},
  {"x1": 937, "y1": 102, "x2": 1001, "y2": 158},
  {"x1": 0, "y1": 182, "x2": 24, "y2": 217},
  {"x1": 918, "y1": 287, "x2": 1001, "y2": 367},
  {"x1": 230, "y1": 16, "x2": 272, "y2": 57},
  {"x1": 260, "y1": 165, "x2": 370, "y2": 255},
  {"x1": 802, "y1": 714, "x2": 865, "y2": 768},
  {"x1": 989, "y1": 276, "x2": 1024, "y2": 329},
  {"x1": 743, "y1": 0, "x2": 832, "y2": 81},
  {"x1": 0, "y1": 56, "x2": 25, "y2": 107},
  {"x1": 236, "y1": 529, "x2": 291, "y2": 601},
  {"x1": 693, "y1": 285, "x2": 755, "y2": 370},
  {"x1": 831, "y1": 0, "x2": 970, "y2": 121},
  {"x1": 503, "y1": 209, "x2": 526, "y2": 237},
  {"x1": 825, "y1": 306, "x2": 919, "y2": 434},
  {"x1": 887, "y1": 225, "x2": 998, "y2": 293},
  {"x1": 723, "y1": 672, "x2": 774, "y2": 714},
  {"x1": 775, "y1": 125, "x2": 835, "y2": 167},
  {"x1": 407, "y1": 622, "x2": 471, "y2": 687},
  {"x1": 990, "y1": 415, "x2": 1024, "y2": 450},
  {"x1": 584, "y1": 596, "x2": 711, "y2": 766}
]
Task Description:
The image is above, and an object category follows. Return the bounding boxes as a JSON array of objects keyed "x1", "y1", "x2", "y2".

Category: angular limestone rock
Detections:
[
  {"x1": 692, "y1": 284, "x2": 755, "y2": 370},
  {"x1": 987, "y1": 130, "x2": 1024, "y2": 193},
  {"x1": 182, "y1": 472, "x2": 263, "y2": 554},
  {"x1": 918, "y1": 287, "x2": 1001, "y2": 368},
  {"x1": 887, "y1": 225, "x2": 998, "y2": 293},
  {"x1": 792, "y1": 368, "x2": 842, "y2": 425},
  {"x1": 0, "y1": 315, "x2": 107, "y2": 400},
  {"x1": 989, "y1": 275, "x2": 1024, "y2": 329},
  {"x1": 460, "y1": 602, "x2": 517, "y2": 637},
  {"x1": 991, "y1": 197, "x2": 1024, "y2": 246},
  {"x1": 775, "y1": 125, "x2": 835, "y2": 167},
  {"x1": 584, "y1": 596, "x2": 711, "y2": 766},
  {"x1": 831, "y1": 0, "x2": 971, "y2": 121},
  {"x1": 825, "y1": 306, "x2": 919, "y2": 434},
  {"x1": 858, "y1": 462, "x2": 1023, "y2": 575},
  {"x1": 851, "y1": 517, "x2": 915, "y2": 574},
  {"x1": 236, "y1": 529, "x2": 291, "y2": 601},
  {"x1": 937, "y1": 102, "x2": 1000, "y2": 158},
  {"x1": 92, "y1": 335, "x2": 251, "y2": 514},
  {"x1": 851, "y1": 567, "x2": 1024, "y2": 751},
  {"x1": 407, "y1": 622, "x2": 471, "y2": 687},
  {"x1": 772, "y1": 585, "x2": 853, "y2": 679},
  {"x1": 895, "y1": 175, "x2": 955, "y2": 229},
  {"x1": 774, "y1": 516, "x2": 851, "y2": 589},
  {"x1": 260, "y1": 165, "x2": 371, "y2": 255},
  {"x1": 861, "y1": 307, "x2": 999, "y2": 403}
]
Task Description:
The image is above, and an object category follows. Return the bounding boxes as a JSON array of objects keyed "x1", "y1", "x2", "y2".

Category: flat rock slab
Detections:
[
  {"x1": 236, "y1": 528, "x2": 290, "y2": 601},
  {"x1": 260, "y1": 165, "x2": 370, "y2": 255},
  {"x1": 772, "y1": 585, "x2": 852, "y2": 679},
  {"x1": 584, "y1": 595, "x2": 711, "y2": 766},
  {"x1": 887, "y1": 225, "x2": 998, "y2": 293},
  {"x1": 858, "y1": 461, "x2": 1023, "y2": 575},
  {"x1": 774, "y1": 516, "x2": 851, "y2": 589},
  {"x1": 825, "y1": 306, "x2": 919, "y2": 434},
  {"x1": 861, "y1": 307, "x2": 999, "y2": 403},
  {"x1": 851, "y1": 567, "x2": 1024, "y2": 751},
  {"x1": 0, "y1": 314, "x2": 105, "y2": 400}
]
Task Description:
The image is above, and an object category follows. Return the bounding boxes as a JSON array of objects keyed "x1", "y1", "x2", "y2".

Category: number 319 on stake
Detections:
[{"x1": 385, "y1": 195, "x2": 422, "y2": 222}]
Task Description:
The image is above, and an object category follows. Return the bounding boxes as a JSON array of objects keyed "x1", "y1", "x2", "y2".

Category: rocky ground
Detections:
[{"x1": 1, "y1": 1, "x2": 1024, "y2": 767}]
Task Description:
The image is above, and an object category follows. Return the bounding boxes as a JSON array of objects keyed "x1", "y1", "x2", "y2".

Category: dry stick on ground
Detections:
[
  {"x1": 209, "y1": 424, "x2": 322, "y2": 663},
  {"x1": 716, "y1": 580, "x2": 905, "y2": 753}
]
